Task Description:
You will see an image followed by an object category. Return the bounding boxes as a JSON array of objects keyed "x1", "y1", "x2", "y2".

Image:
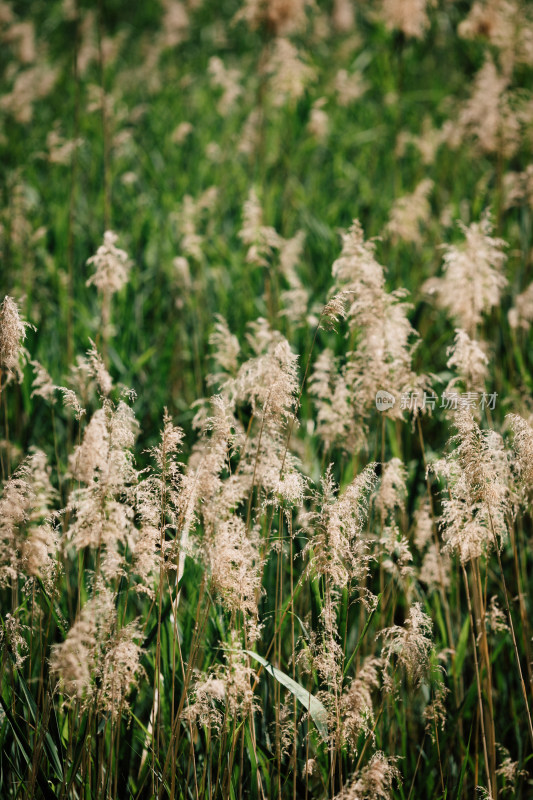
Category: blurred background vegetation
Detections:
[{"x1": 3, "y1": 0, "x2": 531, "y2": 459}]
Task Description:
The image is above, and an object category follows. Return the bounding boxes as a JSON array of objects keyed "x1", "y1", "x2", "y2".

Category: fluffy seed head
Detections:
[
  {"x1": 381, "y1": 602, "x2": 433, "y2": 685},
  {"x1": 86, "y1": 231, "x2": 131, "y2": 296},
  {"x1": 334, "y1": 751, "x2": 401, "y2": 799},
  {"x1": 30, "y1": 360, "x2": 57, "y2": 403},
  {"x1": 0, "y1": 296, "x2": 33, "y2": 383},
  {"x1": 423, "y1": 210, "x2": 507, "y2": 336},
  {"x1": 446, "y1": 329, "x2": 489, "y2": 394}
]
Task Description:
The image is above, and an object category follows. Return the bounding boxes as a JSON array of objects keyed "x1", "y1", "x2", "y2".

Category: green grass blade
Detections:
[
  {"x1": 11, "y1": 662, "x2": 64, "y2": 780},
  {"x1": 244, "y1": 650, "x2": 328, "y2": 743},
  {"x1": 0, "y1": 693, "x2": 59, "y2": 800}
]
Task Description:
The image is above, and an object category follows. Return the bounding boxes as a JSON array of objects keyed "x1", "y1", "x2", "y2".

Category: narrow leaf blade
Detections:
[{"x1": 244, "y1": 650, "x2": 328, "y2": 743}]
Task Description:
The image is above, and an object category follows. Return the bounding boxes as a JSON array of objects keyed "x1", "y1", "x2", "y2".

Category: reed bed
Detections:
[{"x1": 1, "y1": 1, "x2": 533, "y2": 798}]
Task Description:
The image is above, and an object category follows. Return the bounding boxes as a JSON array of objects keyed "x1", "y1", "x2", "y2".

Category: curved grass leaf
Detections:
[
  {"x1": 0, "y1": 694, "x2": 59, "y2": 800},
  {"x1": 244, "y1": 650, "x2": 328, "y2": 743},
  {"x1": 12, "y1": 664, "x2": 64, "y2": 781}
]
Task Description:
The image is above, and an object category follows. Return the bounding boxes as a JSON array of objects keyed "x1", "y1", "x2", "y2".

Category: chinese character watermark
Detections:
[{"x1": 375, "y1": 389, "x2": 498, "y2": 413}]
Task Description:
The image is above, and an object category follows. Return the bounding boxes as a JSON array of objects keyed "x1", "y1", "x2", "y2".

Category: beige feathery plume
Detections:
[
  {"x1": 208, "y1": 315, "x2": 240, "y2": 387},
  {"x1": 187, "y1": 393, "x2": 239, "y2": 531},
  {"x1": 503, "y1": 165, "x2": 533, "y2": 211},
  {"x1": 455, "y1": 55, "x2": 521, "y2": 156},
  {"x1": 302, "y1": 758, "x2": 316, "y2": 777},
  {"x1": 238, "y1": 108, "x2": 262, "y2": 156},
  {"x1": 0, "y1": 613, "x2": 28, "y2": 669},
  {"x1": 21, "y1": 448, "x2": 58, "y2": 586},
  {"x1": 423, "y1": 677, "x2": 449, "y2": 742},
  {"x1": 183, "y1": 672, "x2": 225, "y2": 731},
  {"x1": 385, "y1": 178, "x2": 433, "y2": 246},
  {"x1": 173, "y1": 189, "x2": 218, "y2": 263},
  {"x1": 67, "y1": 399, "x2": 138, "y2": 581},
  {"x1": 453, "y1": 410, "x2": 511, "y2": 532},
  {"x1": 0, "y1": 64, "x2": 58, "y2": 124},
  {"x1": 0, "y1": 464, "x2": 32, "y2": 587},
  {"x1": 308, "y1": 98, "x2": 329, "y2": 141},
  {"x1": 496, "y1": 745, "x2": 527, "y2": 792},
  {"x1": 340, "y1": 657, "x2": 382, "y2": 752},
  {"x1": 379, "y1": 0, "x2": 432, "y2": 39},
  {"x1": 159, "y1": 0, "x2": 189, "y2": 49},
  {"x1": 0, "y1": 296, "x2": 33, "y2": 384},
  {"x1": 333, "y1": 751, "x2": 401, "y2": 799},
  {"x1": 208, "y1": 56, "x2": 243, "y2": 115},
  {"x1": 413, "y1": 500, "x2": 433, "y2": 551},
  {"x1": 508, "y1": 281, "x2": 533, "y2": 330},
  {"x1": 380, "y1": 525, "x2": 414, "y2": 582},
  {"x1": 332, "y1": 0, "x2": 354, "y2": 31},
  {"x1": 209, "y1": 515, "x2": 262, "y2": 639},
  {"x1": 320, "y1": 291, "x2": 351, "y2": 330},
  {"x1": 233, "y1": 322, "x2": 304, "y2": 507},
  {"x1": 171, "y1": 121, "x2": 193, "y2": 144},
  {"x1": 59, "y1": 387, "x2": 86, "y2": 420},
  {"x1": 303, "y1": 463, "x2": 379, "y2": 590},
  {"x1": 234, "y1": 0, "x2": 309, "y2": 35},
  {"x1": 86, "y1": 231, "x2": 130, "y2": 295},
  {"x1": 265, "y1": 38, "x2": 316, "y2": 106},
  {"x1": 278, "y1": 231, "x2": 309, "y2": 325},
  {"x1": 22, "y1": 521, "x2": 59, "y2": 587},
  {"x1": 218, "y1": 634, "x2": 257, "y2": 718},
  {"x1": 69, "y1": 408, "x2": 109, "y2": 485},
  {"x1": 486, "y1": 595, "x2": 509, "y2": 633},
  {"x1": 458, "y1": 0, "x2": 533, "y2": 73},
  {"x1": 396, "y1": 117, "x2": 444, "y2": 165},
  {"x1": 2, "y1": 19, "x2": 36, "y2": 64},
  {"x1": 446, "y1": 329, "x2": 489, "y2": 395},
  {"x1": 423, "y1": 210, "x2": 507, "y2": 337},
  {"x1": 86, "y1": 231, "x2": 131, "y2": 338},
  {"x1": 507, "y1": 413, "x2": 533, "y2": 498},
  {"x1": 334, "y1": 68, "x2": 368, "y2": 106},
  {"x1": 314, "y1": 220, "x2": 429, "y2": 452},
  {"x1": 66, "y1": 353, "x2": 95, "y2": 403},
  {"x1": 74, "y1": 10, "x2": 98, "y2": 75},
  {"x1": 49, "y1": 584, "x2": 116, "y2": 705},
  {"x1": 44, "y1": 126, "x2": 83, "y2": 165},
  {"x1": 87, "y1": 341, "x2": 113, "y2": 396},
  {"x1": 375, "y1": 458, "x2": 407, "y2": 521},
  {"x1": 419, "y1": 542, "x2": 451, "y2": 591},
  {"x1": 433, "y1": 409, "x2": 511, "y2": 562},
  {"x1": 0, "y1": 449, "x2": 57, "y2": 587},
  {"x1": 237, "y1": 333, "x2": 299, "y2": 424},
  {"x1": 134, "y1": 410, "x2": 185, "y2": 595},
  {"x1": 279, "y1": 230, "x2": 305, "y2": 283},
  {"x1": 309, "y1": 350, "x2": 354, "y2": 450},
  {"x1": 381, "y1": 601, "x2": 433, "y2": 685},
  {"x1": 238, "y1": 188, "x2": 281, "y2": 267},
  {"x1": 100, "y1": 622, "x2": 144, "y2": 718},
  {"x1": 459, "y1": 0, "x2": 516, "y2": 51},
  {"x1": 50, "y1": 614, "x2": 97, "y2": 702},
  {"x1": 30, "y1": 360, "x2": 57, "y2": 403}
]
